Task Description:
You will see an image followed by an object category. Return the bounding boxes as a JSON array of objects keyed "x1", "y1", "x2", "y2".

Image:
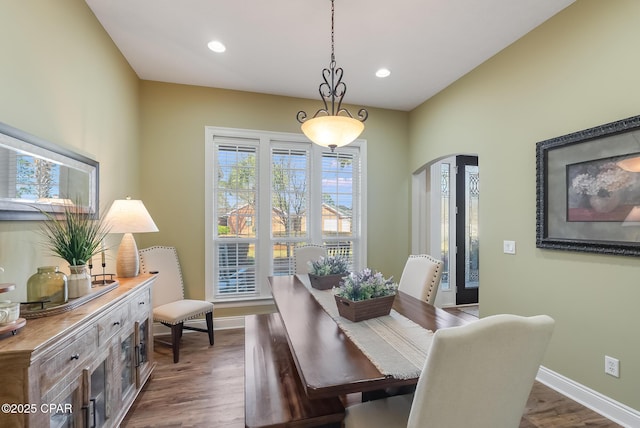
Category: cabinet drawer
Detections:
[
  {"x1": 39, "y1": 326, "x2": 98, "y2": 394},
  {"x1": 131, "y1": 287, "x2": 151, "y2": 320},
  {"x1": 97, "y1": 302, "x2": 130, "y2": 345}
]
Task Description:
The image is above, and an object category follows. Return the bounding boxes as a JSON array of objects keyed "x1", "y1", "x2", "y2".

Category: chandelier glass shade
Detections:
[
  {"x1": 300, "y1": 115, "x2": 365, "y2": 150},
  {"x1": 297, "y1": 0, "x2": 368, "y2": 151}
]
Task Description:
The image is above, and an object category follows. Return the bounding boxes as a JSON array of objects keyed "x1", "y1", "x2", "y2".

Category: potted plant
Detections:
[
  {"x1": 38, "y1": 202, "x2": 110, "y2": 298},
  {"x1": 333, "y1": 268, "x2": 398, "y2": 322},
  {"x1": 308, "y1": 255, "x2": 350, "y2": 290}
]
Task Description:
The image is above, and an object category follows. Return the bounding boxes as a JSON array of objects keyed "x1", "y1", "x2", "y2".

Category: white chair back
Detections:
[
  {"x1": 139, "y1": 246, "x2": 185, "y2": 307},
  {"x1": 397, "y1": 254, "x2": 443, "y2": 304},
  {"x1": 294, "y1": 244, "x2": 327, "y2": 274},
  {"x1": 407, "y1": 314, "x2": 555, "y2": 428}
]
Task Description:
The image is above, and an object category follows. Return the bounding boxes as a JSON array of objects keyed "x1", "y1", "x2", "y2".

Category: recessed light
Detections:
[
  {"x1": 375, "y1": 68, "x2": 391, "y2": 78},
  {"x1": 207, "y1": 40, "x2": 226, "y2": 53}
]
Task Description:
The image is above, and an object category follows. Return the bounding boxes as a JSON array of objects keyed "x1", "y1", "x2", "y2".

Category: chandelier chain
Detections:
[{"x1": 331, "y1": 0, "x2": 335, "y2": 63}]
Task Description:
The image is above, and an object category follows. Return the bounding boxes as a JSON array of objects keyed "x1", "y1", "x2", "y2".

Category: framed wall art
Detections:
[{"x1": 536, "y1": 115, "x2": 640, "y2": 256}]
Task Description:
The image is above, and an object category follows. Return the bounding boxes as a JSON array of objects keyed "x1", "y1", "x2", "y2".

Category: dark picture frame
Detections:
[{"x1": 536, "y1": 115, "x2": 640, "y2": 256}]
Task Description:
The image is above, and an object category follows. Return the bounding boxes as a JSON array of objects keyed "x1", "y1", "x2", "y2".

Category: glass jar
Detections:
[{"x1": 27, "y1": 266, "x2": 68, "y2": 305}]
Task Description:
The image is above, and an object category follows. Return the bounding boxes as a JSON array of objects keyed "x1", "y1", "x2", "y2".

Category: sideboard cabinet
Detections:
[{"x1": 0, "y1": 274, "x2": 156, "y2": 428}]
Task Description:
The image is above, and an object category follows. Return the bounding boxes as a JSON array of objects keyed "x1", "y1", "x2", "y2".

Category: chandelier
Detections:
[{"x1": 297, "y1": 0, "x2": 368, "y2": 152}]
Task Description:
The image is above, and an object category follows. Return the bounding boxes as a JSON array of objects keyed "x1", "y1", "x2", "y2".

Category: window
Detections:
[
  {"x1": 205, "y1": 127, "x2": 366, "y2": 301},
  {"x1": 321, "y1": 150, "x2": 360, "y2": 268},
  {"x1": 15, "y1": 155, "x2": 62, "y2": 200},
  {"x1": 214, "y1": 142, "x2": 258, "y2": 295}
]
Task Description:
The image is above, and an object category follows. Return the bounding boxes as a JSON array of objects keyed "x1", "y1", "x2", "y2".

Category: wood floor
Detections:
[{"x1": 122, "y1": 328, "x2": 620, "y2": 428}]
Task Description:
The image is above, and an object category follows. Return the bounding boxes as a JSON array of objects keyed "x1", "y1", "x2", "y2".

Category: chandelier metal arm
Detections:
[{"x1": 296, "y1": 61, "x2": 367, "y2": 124}]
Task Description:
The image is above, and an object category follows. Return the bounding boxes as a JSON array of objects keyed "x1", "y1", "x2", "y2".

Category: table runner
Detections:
[{"x1": 298, "y1": 275, "x2": 433, "y2": 379}]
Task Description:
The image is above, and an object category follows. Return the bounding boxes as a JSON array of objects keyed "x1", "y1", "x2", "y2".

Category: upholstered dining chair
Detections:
[
  {"x1": 293, "y1": 244, "x2": 327, "y2": 274},
  {"x1": 139, "y1": 246, "x2": 214, "y2": 363},
  {"x1": 344, "y1": 314, "x2": 555, "y2": 428},
  {"x1": 397, "y1": 254, "x2": 444, "y2": 305}
]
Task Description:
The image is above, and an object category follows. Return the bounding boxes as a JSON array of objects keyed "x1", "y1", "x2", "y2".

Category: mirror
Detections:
[{"x1": 0, "y1": 121, "x2": 98, "y2": 220}]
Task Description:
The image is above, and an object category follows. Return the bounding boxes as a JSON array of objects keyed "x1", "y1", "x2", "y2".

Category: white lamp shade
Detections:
[
  {"x1": 301, "y1": 115, "x2": 364, "y2": 149},
  {"x1": 104, "y1": 199, "x2": 159, "y2": 233}
]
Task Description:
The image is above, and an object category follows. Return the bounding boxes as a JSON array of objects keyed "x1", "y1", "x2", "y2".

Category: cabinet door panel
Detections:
[
  {"x1": 134, "y1": 319, "x2": 152, "y2": 388},
  {"x1": 119, "y1": 332, "x2": 136, "y2": 403},
  {"x1": 44, "y1": 372, "x2": 83, "y2": 428},
  {"x1": 82, "y1": 349, "x2": 110, "y2": 428}
]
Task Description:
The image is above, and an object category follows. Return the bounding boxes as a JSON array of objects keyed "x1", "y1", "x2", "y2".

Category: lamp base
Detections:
[{"x1": 116, "y1": 233, "x2": 139, "y2": 278}]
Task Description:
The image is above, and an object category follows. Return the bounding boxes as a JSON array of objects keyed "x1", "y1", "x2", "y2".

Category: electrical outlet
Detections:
[
  {"x1": 605, "y1": 356, "x2": 619, "y2": 378},
  {"x1": 503, "y1": 240, "x2": 516, "y2": 255}
]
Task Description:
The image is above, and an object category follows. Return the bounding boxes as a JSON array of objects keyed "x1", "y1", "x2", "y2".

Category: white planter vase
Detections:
[{"x1": 68, "y1": 265, "x2": 91, "y2": 298}]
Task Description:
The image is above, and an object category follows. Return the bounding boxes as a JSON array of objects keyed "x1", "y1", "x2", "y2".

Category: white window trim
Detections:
[{"x1": 205, "y1": 126, "x2": 367, "y2": 303}]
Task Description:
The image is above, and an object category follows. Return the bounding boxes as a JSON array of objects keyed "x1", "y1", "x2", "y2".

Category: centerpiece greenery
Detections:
[
  {"x1": 39, "y1": 204, "x2": 109, "y2": 266},
  {"x1": 309, "y1": 254, "x2": 349, "y2": 276},
  {"x1": 335, "y1": 268, "x2": 397, "y2": 301},
  {"x1": 308, "y1": 254, "x2": 350, "y2": 290},
  {"x1": 38, "y1": 202, "x2": 110, "y2": 298},
  {"x1": 334, "y1": 268, "x2": 397, "y2": 322}
]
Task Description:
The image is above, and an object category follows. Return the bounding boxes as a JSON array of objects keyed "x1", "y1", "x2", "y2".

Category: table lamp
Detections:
[{"x1": 104, "y1": 198, "x2": 159, "y2": 277}]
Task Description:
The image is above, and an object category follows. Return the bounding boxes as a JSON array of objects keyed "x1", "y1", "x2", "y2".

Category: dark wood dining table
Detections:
[{"x1": 267, "y1": 275, "x2": 469, "y2": 400}]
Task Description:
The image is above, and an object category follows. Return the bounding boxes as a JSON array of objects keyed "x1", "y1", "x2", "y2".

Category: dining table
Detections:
[{"x1": 267, "y1": 274, "x2": 469, "y2": 400}]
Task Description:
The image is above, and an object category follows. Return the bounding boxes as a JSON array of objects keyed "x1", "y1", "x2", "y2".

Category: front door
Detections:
[{"x1": 455, "y1": 155, "x2": 479, "y2": 305}]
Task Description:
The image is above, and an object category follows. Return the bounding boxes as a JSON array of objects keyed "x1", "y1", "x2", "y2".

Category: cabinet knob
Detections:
[
  {"x1": 139, "y1": 301, "x2": 145, "y2": 305},
  {"x1": 113, "y1": 321, "x2": 120, "y2": 326},
  {"x1": 70, "y1": 353, "x2": 80, "y2": 360}
]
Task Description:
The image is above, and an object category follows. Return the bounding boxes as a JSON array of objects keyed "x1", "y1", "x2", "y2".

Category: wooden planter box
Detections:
[
  {"x1": 308, "y1": 273, "x2": 345, "y2": 290},
  {"x1": 334, "y1": 294, "x2": 395, "y2": 322}
]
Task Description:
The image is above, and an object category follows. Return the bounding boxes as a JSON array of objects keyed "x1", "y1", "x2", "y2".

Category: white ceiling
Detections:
[{"x1": 85, "y1": 0, "x2": 574, "y2": 112}]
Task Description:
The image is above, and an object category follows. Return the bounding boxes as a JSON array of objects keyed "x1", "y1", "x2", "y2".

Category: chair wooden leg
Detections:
[
  {"x1": 171, "y1": 323, "x2": 183, "y2": 363},
  {"x1": 206, "y1": 311, "x2": 214, "y2": 345}
]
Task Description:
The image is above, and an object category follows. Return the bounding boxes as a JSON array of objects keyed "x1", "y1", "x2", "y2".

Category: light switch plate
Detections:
[{"x1": 503, "y1": 240, "x2": 516, "y2": 255}]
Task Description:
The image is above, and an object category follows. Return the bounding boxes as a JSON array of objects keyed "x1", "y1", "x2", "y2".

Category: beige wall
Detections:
[
  {"x1": 4, "y1": 0, "x2": 637, "y2": 415},
  {"x1": 137, "y1": 81, "x2": 410, "y2": 302},
  {"x1": 409, "y1": 0, "x2": 640, "y2": 410},
  {"x1": 0, "y1": 0, "x2": 140, "y2": 301}
]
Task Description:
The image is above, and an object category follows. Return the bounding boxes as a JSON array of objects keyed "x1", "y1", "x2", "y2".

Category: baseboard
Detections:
[
  {"x1": 537, "y1": 366, "x2": 640, "y2": 427},
  {"x1": 441, "y1": 303, "x2": 478, "y2": 308},
  {"x1": 212, "y1": 315, "x2": 245, "y2": 330},
  {"x1": 152, "y1": 315, "x2": 245, "y2": 336}
]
